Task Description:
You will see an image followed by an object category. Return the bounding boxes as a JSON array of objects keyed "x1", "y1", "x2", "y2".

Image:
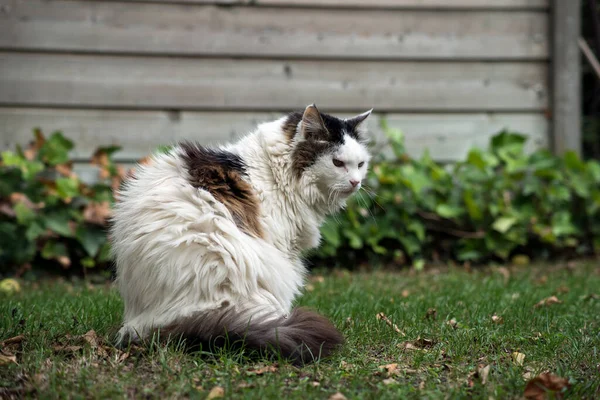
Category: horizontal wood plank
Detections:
[
  {"x1": 0, "y1": 0, "x2": 548, "y2": 60},
  {"x1": 0, "y1": 108, "x2": 549, "y2": 164},
  {"x1": 116, "y1": 0, "x2": 549, "y2": 9},
  {"x1": 0, "y1": 53, "x2": 549, "y2": 111}
]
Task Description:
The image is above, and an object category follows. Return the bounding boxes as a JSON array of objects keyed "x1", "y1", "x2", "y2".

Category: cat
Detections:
[{"x1": 111, "y1": 104, "x2": 372, "y2": 364}]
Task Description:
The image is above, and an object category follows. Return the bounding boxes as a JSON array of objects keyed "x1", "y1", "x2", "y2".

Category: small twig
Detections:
[
  {"x1": 416, "y1": 210, "x2": 443, "y2": 222},
  {"x1": 376, "y1": 312, "x2": 406, "y2": 336},
  {"x1": 416, "y1": 210, "x2": 486, "y2": 238},
  {"x1": 579, "y1": 37, "x2": 600, "y2": 81}
]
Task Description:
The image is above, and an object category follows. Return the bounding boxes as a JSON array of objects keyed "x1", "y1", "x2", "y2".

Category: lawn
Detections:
[{"x1": 1, "y1": 262, "x2": 599, "y2": 399}]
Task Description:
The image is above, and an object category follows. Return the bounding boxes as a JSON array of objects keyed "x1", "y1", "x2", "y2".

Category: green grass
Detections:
[{"x1": 1, "y1": 263, "x2": 599, "y2": 399}]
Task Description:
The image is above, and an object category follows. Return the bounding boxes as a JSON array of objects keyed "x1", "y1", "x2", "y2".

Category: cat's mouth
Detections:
[{"x1": 338, "y1": 186, "x2": 359, "y2": 196}]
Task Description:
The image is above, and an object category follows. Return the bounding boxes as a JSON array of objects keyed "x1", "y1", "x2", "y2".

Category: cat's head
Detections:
[{"x1": 288, "y1": 104, "x2": 372, "y2": 205}]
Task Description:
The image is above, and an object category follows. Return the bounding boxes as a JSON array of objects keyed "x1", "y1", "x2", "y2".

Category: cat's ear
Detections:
[
  {"x1": 300, "y1": 104, "x2": 329, "y2": 141},
  {"x1": 346, "y1": 108, "x2": 373, "y2": 131}
]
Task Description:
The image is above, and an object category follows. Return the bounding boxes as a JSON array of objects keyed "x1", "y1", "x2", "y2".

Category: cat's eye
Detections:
[
  {"x1": 332, "y1": 159, "x2": 344, "y2": 167},
  {"x1": 358, "y1": 161, "x2": 365, "y2": 168}
]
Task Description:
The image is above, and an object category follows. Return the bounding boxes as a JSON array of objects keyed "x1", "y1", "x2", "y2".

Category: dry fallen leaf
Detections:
[
  {"x1": 247, "y1": 365, "x2": 278, "y2": 375},
  {"x1": 512, "y1": 352, "x2": 526, "y2": 366},
  {"x1": 310, "y1": 381, "x2": 320, "y2": 387},
  {"x1": 83, "y1": 201, "x2": 112, "y2": 225},
  {"x1": 491, "y1": 315, "x2": 504, "y2": 324},
  {"x1": 10, "y1": 193, "x2": 44, "y2": 210},
  {"x1": 399, "y1": 337, "x2": 436, "y2": 351},
  {"x1": 401, "y1": 289, "x2": 410, "y2": 298},
  {"x1": 376, "y1": 312, "x2": 406, "y2": 336},
  {"x1": 534, "y1": 296, "x2": 562, "y2": 309},
  {"x1": 535, "y1": 275, "x2": 548, "y2": 285},
  {"x1": 0, "y1": 351, "x2": 17, "y2": 365},
  {"x1": 328, "y1": 392, "x2": 347, "y2": 400},
  {"x1": 57, "y1": 256, "x2": 71, "y2": 269},
  {"x1": 497, "y1": 266, "x2": 511, "y2": 284},
  {"x1": 0, "y1": 203, "x2": 16, "y2": 218},
  {"x1": 425, "y1": 308, "x2": 437, "y2": 320},
  {"x1": 382, "y1": 378, "x2": 398, "y2": 385},
  {"x1": 478, "y1": 364, "x2": 491, "y2": 385},
  {"x1": 1, "y1": 335, "x2": 24, "y2": 347},
  {"x1": 555, "y1": 286, "x2": 570, "y2": 294},
  {"x1": 340, "y1": 360, "x2": 353, "y2": 370},
  {"x1": 55, "y1": 163, "x2": 75, "y2": 178},
  {"x1": 524, "y1": 372, "x2": 570, "y2": 399},
  {"x1": 206, "y1": 386, "x2": 225, "y2": 399},
  {"x1": 378, "y1": 363, "x2": 399, "y2": 377},
  {"x1": 53, "y1": 345, "x2": 83, "y2": 354}
]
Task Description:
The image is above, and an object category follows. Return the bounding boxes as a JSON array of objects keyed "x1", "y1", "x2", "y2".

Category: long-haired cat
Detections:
[{"x1": 111, "y1": 104, "x2": 372, "y2": 364}]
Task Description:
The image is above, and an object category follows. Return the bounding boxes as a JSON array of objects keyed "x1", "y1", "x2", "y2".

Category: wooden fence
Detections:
[{"x1": 0, "y1": 0, "x2": 580, "y2": 172}]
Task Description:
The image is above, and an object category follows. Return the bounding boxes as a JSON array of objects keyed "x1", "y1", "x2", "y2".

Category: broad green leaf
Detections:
[
  {"x1": 463, "y1": 190, "x2": 483, "y2": 221},
  {"x1": 38, "y1": 132, "x2": 74, "y2": 165},
  {"x1": 1, "y1": 151, "x2": 44, "y2": 180},
  {"x1": 320, "y1": 219, "x2": 341, "y2": 248},
  {"x1": 343, "y1": 229, "x2": 363, "y2": 249},
  {"x1": 155, "y1": 145, "x2": 173, "y2": 155},
  {"x1": 407, "y1": 220, "x2": 426, "y2": 242},
  {"x1": 14, "y1": 202, "x2": 36, "y2": 225},
  {"x1": 56, "y1": 177, "x2": 80, "y2": 200},
  {"x1": 76, "y1": 225, "x2": 107, "y2": 257},
  {"x1": 490, "y1": 131, "x2": 527, "y2": 155},
  {"x1": 41, "y1": 240, "x2": 68, "y2": 259},
  {"x1": 436, "y1": 204, "x2": 463, "y2": 219},
  {"x1": 551, "y1": 212, "x2": 578, "y2": 237},
  {"x1": 96, "y1": 145, "x2": 122, "y2": 157},
  {"x1": 400, "y1": 165, "x2": 432, "y2": 194},
  {"x1": 81, "y1": 257, "x2": 96, "y2": 268},
  {"x1": 563, "y1": 150, "x2": 585, "y2": 171},
  {"x1": 97, "y1": 242, "x2": 112, "y2": 262},
  {"x1": 492, "y1": 217, "x2": 517, "y2": 234},
  {"x1": 399, "y1": 235, "x2": 421, "y2": 256},
  {"x1": 466, "y1": 149, "x2": 487, "y2": 170},
  {"x1": 44, "y1": 212, "x2": 74, "y2": 237},
  {"x1": 25, "y1": 221, "x2": 45, "y2": 241},
  {"x1": 413, "y1": 259, "x2": 425, "y2": 271}
]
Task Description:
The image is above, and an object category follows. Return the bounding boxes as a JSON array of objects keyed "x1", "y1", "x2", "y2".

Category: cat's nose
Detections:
[{"x1": 349, "y1": 179, "x2": 360, "y2": 187}]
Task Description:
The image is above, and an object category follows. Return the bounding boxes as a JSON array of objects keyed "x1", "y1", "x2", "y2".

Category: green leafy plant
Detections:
[
  {"x1": 3, "y1": 126, "x2": 599, "y2": 276},
  {"x1": 314, "y1": 123, "x2": 600, "y2": 268},
  {"x1": 0, "y1": 129, "x2": 124, "y2": 275}
]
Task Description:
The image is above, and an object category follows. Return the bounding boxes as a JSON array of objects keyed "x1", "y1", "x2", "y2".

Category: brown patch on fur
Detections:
[
  {"x1": 160, "y1": 307, "x2": 344, "y2": 366},
  {"x1": 180, "y1": 142, "x2": 264, "y2": 239},
  {"x1": 292, "y1": 141, "x2": 337, "y2": 179},
  {"x1": 282, "y1": 112, "x2": 302, "y2": 141}
]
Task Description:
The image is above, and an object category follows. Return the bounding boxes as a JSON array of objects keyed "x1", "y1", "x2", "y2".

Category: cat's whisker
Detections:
[
  {"x1": 360, "y1": 185, "x2": 385, "y2": 211},
  {"x1": 358, "y1": 188, "x2": 378, "y2": 225}
]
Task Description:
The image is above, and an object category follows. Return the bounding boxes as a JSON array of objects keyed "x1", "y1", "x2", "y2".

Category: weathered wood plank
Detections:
[
  {"x1": 0, "y1": 53, "x2": 548, "y2": 111},
  {"x1": 552, "y1": 0, "x2": 581, "y2": 155},
  {"x1": 116, "y1": 0, "x2": 549, "y2": 9},
  {"x1": 0, "y1": 108, "x2": 549, "y2": 163},
  {"x1": 0, "y1": 0, "x2": 548, "y2": 60}
]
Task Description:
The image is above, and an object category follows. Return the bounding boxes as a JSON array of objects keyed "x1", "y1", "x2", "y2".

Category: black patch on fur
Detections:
[
  {"x1": 159, "y1": 307, "x2": 344, "y2": 366},
  {"x1": 287, "y1": 109, "x2": 364, "y2": 177},
  {"x1": 180, "y1": 142, "x2": 264, "y2": 238}
]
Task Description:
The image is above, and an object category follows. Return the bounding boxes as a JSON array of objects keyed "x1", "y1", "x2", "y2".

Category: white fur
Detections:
[{"x1": 111, "y1": 113, "x2": 371, "y2": 341}]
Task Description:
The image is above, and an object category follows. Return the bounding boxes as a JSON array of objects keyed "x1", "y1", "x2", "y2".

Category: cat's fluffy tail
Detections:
[{"x1": 159, "y1": 307, "x2": 344, "y2": 365}]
